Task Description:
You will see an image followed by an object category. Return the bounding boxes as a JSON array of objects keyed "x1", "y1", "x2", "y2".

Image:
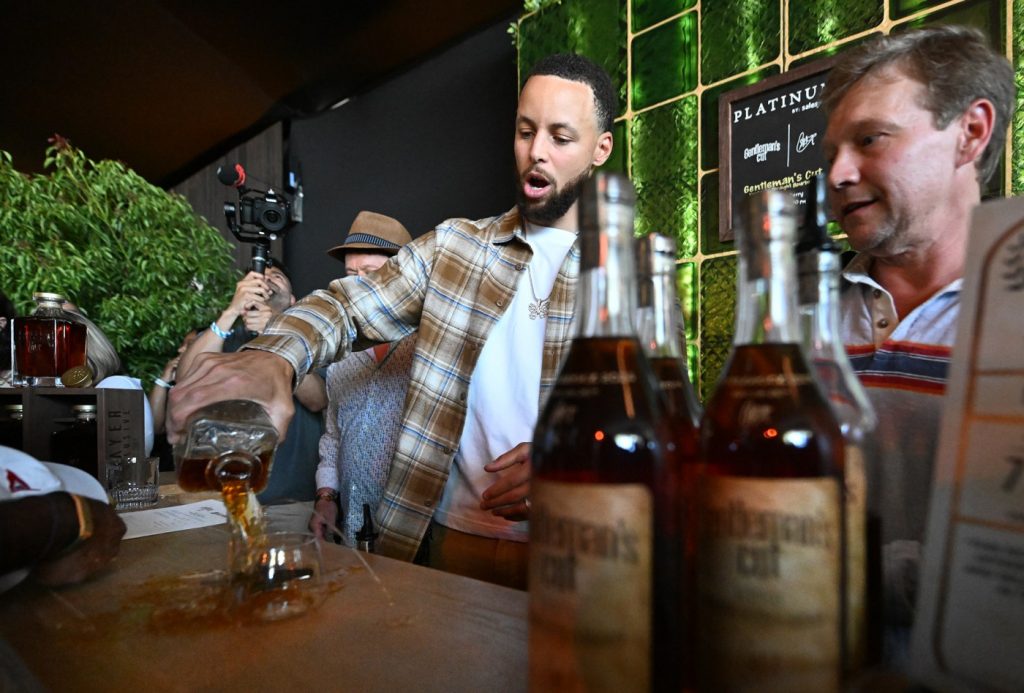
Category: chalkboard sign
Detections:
[{"x1": 718, "y1": 57, "x2": 835, "y2": 241}]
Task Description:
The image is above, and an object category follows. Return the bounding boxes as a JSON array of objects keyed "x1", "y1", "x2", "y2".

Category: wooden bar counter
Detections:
[{"x1": 0, "y1": 518, "x2": 528, "y2": 692}]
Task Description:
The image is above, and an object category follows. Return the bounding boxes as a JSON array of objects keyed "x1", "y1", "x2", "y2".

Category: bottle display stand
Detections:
[{"x1": 0, "y1": 386, "x2": 145, "y2": 485}]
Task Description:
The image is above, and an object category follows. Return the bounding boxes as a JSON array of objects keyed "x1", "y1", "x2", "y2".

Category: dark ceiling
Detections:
[{"x1": 1, "y1": 1, "x2": 521, "y2": 187}]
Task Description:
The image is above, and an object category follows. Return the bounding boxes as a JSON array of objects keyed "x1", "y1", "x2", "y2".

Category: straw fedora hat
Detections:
[{"x1": 327, "y1": 211, "x2": 412, "y2": 261}]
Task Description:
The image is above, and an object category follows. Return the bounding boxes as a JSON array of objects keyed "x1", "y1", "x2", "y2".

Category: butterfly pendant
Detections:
[{"x1": 528, "y1": 298, "x2": 550, "y2": 320}]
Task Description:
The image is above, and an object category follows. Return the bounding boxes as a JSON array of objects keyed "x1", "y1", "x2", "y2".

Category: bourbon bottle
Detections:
[
  {"x1": 636, "y1": 231, "x2": 702, "y2": 689},
  {"x1": 13, "y1": 292, "x2": 87, "y2": 387},
  {"x1": 636, "y1": 232, "x2": 702, "y2": 428},
  {"x1": 698, "y1": 190, "x2": 846, "y2": 692},
  {"x1": 530, "y1": 173, "x2": 679, "y2": 691},
  {"x1": 175, "y1": 399, "x2": 279, "y2": 573},
  {"x1": 0, "y1": 404, "x2": 24, "y2": 450},
  {"x1": 797, "y1": 176, "x2": 880, "y2": 674},
  {"x1": 51, "y1": 404, "x2": 98, "y2": 478}
]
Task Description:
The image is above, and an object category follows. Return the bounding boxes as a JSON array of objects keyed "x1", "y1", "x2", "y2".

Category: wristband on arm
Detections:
[{"x1": 209, "y1": 321, "x2": 234, "y2": 340}]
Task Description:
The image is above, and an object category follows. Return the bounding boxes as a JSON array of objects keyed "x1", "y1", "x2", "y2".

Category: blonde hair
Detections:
[{"x1": 63, "y1": 309, "x2": 122, "y2": 381}]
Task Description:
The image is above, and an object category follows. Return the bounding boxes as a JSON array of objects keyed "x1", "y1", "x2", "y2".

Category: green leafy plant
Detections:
[
  {"x1": 0, "y1": 136, "x2": 238, "y2": 385},
  {"x1": 508, "y1": 0, "x2": 563, "y2": 44}
]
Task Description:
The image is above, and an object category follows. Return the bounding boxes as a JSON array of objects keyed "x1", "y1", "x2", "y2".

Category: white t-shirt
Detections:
[{"x1": 433, "y1": 222, "x2": 576, "y2": 541}]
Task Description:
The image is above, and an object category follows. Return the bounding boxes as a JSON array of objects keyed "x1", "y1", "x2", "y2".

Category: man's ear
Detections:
[
  {"x1": 592, "y1": 131, "x2": 613, "y2": 168},
  {"x1": 956, "y1": 98, "x2": 996, "y2": 170}
]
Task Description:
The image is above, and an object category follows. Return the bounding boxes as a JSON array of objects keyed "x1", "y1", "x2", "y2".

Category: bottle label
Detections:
[
  {"x1": 845, "y1": 444, "x2": 868, "y2": 671},
  {"x1": 699, "y1": 475, "x2": 841, "y2": 692},
  {"x1": 529, "y1": 480, "x2": 652, "y2": 691}
]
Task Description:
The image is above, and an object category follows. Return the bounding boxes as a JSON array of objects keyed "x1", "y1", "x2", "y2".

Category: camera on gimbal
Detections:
[{"x1": 218, "y1": 163, "x2": 301, "y2": 274}]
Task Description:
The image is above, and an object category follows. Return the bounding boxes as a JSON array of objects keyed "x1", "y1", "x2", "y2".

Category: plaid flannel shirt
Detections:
[{"x1": 247, "y1": 208, "x2": 579, "y2": 560}]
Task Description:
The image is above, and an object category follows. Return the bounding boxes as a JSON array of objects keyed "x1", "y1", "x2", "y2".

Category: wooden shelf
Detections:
[{"x1": 0, "y1": 387, "x2": 145, "y2": 486}]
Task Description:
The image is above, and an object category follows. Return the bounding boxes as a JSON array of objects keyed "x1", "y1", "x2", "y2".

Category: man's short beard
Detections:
[{"x1": 516, "y1": 166, "x2": 593, "y2": 226}]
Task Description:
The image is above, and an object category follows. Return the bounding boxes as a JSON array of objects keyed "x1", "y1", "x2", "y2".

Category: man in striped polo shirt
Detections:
[{"x1": 822, "y1": 25, "x2": 1015, "y2": 665}]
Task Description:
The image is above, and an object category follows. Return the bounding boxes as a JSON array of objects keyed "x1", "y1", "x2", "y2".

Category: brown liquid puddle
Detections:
[
  {"x1": 46, "y1": 471, "x2": 363, "y2": 640},
  {"x1": 45, "y1": 567, "x2": 358, "y2": 644}
]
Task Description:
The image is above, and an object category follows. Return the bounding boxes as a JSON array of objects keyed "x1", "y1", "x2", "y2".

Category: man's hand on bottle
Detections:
[
  {"x1": 167, "y1": 350, "x2": 296, "y2": 444},
  {"x1": 480, "y1": 442, "x2": 531, "y2": 522}
]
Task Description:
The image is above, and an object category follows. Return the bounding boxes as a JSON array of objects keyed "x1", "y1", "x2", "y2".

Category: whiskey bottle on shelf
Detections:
[
  {"x1": 530, "y1": 172, "x2": 680, "y2": 691},
  {"x1": 12, "y1": 292, "x2": 87, "y2": 387},
  {"x1": 0, "y1": 404, "x2": 25, "y2": 450},
  {"x1": 796, "y1": 175, "x2": 880, "y2": 674},
  {"x1": 636, "y1": 231, "x2": 702, "y2": 689},
  {"x1": 698, "y1": 189, "x2": 846, "y2": 692},
  {"x1": 51, "y1": 404, "x2": 98, "y2": 477}
]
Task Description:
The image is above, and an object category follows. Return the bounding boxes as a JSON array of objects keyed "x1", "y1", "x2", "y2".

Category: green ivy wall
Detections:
[{"x1": 515, "y1": 0, "x2": 1021, "y2": 399}]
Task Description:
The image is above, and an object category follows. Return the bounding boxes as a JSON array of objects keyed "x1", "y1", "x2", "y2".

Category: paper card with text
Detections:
[{"x1": 911, "y1": 196, "x2": 1024, "y2": 692}]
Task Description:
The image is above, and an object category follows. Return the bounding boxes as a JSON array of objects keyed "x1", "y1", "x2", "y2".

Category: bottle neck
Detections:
[
  {"x1": 798, "y1": 250, "x2": 844, "y2": 356},
  {"x1": 576, "y1": 212, "x2": 638, "y2": 339},
  {"x1": 638, "y1": 272, "x2": 685, "y2": 358},
  {"x1": 734, "y1": 236, "x2": 800, "y2": 345},
  {"x1": 798, "y1": 249, "x2": 877, "y2": 436}
]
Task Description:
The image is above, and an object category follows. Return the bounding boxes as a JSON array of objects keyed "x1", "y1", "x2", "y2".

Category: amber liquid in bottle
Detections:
[
  {"x1": 15, "y1": 318, "x2": 87, "y2": 383},
  {"x1": 698, "y1": 191, "x2": 845, "y2": 693},
  {"x1": 51, "y1": 406, "x2": 99, "y2": 478},
  {"x1": 649, "y1": 357, "x2": 699, "y2": 425},
  {"x1": 176, "y1": 400, "x2": 279, "y2": 576},
  {"x1": 797, "y1": 175, "x2": 881, "y2": 674},
  {"x1": 530, "y1": 174, "x2": 679, "y2": 692},
  {"x1": 176, "y1": 451, "x2": 274, "y2": 494},
  {"x1": 636, "y1": 232, "x2": 701, "y2": 690},
  {"x1": 0, "y1": 406, "x2": 24, "y2": 451}
]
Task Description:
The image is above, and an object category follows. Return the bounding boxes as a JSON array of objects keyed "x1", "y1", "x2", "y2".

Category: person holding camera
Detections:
[{"x1": 178, "y1": 259, "x2": 327, "y2": 504}]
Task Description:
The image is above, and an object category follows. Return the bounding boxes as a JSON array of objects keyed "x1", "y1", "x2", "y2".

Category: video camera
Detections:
[{"x1": 217, "y1": 163, "x2": 301, "y2": 274}]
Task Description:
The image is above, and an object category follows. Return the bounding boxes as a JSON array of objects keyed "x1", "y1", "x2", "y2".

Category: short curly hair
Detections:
[
  {"x1": 823, "y1": 25, "x2": 1015, "y2": 184},
  {"x1": 523, "y1": 53, "x2": 618, "y2": 134}
]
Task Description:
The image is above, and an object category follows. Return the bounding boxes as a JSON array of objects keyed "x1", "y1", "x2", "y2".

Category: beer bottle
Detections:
[
  {"x1": 796, "y1": 176, "x2": 880, "y2": 674},
  {"x1": 698, "y1": 189, "x2": 845, "y2": 692},
  {"x1": 636, "y1": 232, "x2": 702, "y2": 689},
  {"x1": 530, "y1": 173, "x2": 677, "y2": 691}
]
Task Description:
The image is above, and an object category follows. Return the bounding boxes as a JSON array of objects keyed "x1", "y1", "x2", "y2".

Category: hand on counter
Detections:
[{"x1": 32, "y1": 496, "x2": 127, "y2": 587}]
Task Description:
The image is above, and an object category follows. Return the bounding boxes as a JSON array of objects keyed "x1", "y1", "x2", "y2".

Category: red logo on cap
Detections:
[{"x1": 6, "y1": 469, "x2": 31, "y2": 494}]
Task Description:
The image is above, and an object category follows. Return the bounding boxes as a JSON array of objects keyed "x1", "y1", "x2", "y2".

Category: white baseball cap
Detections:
[
  {"x1": 0, "y1": 446, "x2": 109, "y2": 593},
  {"x1": 0, "y1": 446, "x2": 107, "y2": 502}
]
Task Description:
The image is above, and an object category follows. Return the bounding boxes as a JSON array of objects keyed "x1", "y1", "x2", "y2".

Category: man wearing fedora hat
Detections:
[
  {"x1": 309, "y1": 212, "x2": 418, "y2": 547},
  {"x1": 171, "y1": 53, "x2": 616, "y2": 589},
  {"x1": 326, "y1": 210, "x2": 413, "y2": 267}
]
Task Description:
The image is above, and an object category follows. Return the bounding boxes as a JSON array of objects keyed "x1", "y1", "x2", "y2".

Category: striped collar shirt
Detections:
[
  {"x1": 839, "y1": 252, "x2": 961, "y2": 394},
  {"x1": 247, "y1": 208, "x2": 579, "y2": 560},
  {"x1": 839, "y1": 252, "x2": 961, "y2": 550}
]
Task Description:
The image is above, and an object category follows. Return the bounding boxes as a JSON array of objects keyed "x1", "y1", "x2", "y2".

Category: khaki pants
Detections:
[{"x1": 419, "y1": 521, "x2": 528, "y2": 591}]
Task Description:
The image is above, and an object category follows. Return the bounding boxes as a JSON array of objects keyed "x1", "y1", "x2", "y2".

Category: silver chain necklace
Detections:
[{"x1": 525, "y1": 263, "x2": 551, "y2": 320}]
